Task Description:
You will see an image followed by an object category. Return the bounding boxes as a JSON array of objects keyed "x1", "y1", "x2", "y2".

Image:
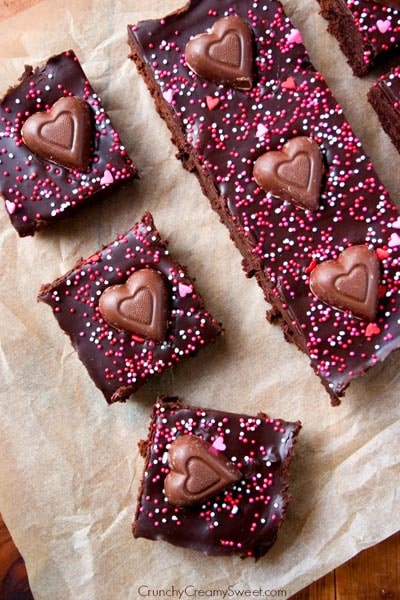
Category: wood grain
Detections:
[{"x1": 0, "y1": 515, "x2": 33, "y2": 600}]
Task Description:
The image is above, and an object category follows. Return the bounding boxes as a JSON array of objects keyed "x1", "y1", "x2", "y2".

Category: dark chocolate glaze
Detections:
[
  {"x1": 129, "y1": 0, "x2": 400, "y2": 402},
  {"x1": 318, "y1": 0, "x2": 400, "y2": 76},
  {"x1": 0, "y1": 50, "x2": 138, "y2": 236},
  {"x1": 38, "y1": 213, "x2": 223, "y2": 403},
  {"x1": 133, "y1": 398, "x2": 301, "y2": 559}
]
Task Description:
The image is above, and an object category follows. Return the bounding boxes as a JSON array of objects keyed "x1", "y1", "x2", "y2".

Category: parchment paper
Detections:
[{"x1": 0, "y1": 1, "x2": 399, "y2": 598}]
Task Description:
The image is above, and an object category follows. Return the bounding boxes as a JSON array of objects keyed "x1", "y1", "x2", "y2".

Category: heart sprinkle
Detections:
[
  {"x1": 212, "y1": 436, "x2": 226, "y2": 452},
  {"x1": 100, "y1": 169, "x2": 114, "y2": 186},
  {"x1": 376, "y1": 19, "x2": 391, "y2": 34},
  {"x1": 256, "y1": 123, "x2": 268, "y2": 139},
  {"x1": 365, "y1": 323, "x2": 381, "y2": 337},
  {"x1": 282, "y1": 76, "x2": 296, "y2": 90},
  {"x1": 5, "y1": 200, "x2": 16, "y2": 215},
  {"x1": 184, "y1": 15, "x2": 254, "y2": 90},
  {"x1": 388, "y1": 232, "x2": 400, "y2": 248},
  {"x1": 164, "y1": 435, "x2": 241, "y2": 507},
  {"x1": 376, "y1": 248, "x2": 390, "y2": 260},
  {"x1": 178, "y1": 282, "x2": 193, "y2": 298},
  {"x1": 163, "y1": 88, "x2": 177, "y2": 104},
  {"x1": 391, "y1": 217, "x2": 400, "y2": 229},
  {"x1": 206, "y1": 95, "x2": 220, "y2": 111},
  {"x1": 287, "y1": 28, "x2": 302, "y2": 45}
]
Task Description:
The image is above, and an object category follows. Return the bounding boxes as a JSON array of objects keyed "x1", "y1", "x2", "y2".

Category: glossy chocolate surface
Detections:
[
  {"x1": 133, "y1": 398, "x2": 301, "y2": 558},
  {"x1": 129, "y1": 0, "x2": 400, "y2": 402},
  {"x1": 0, "y1": 50, "x2": 137, "y2": 236},
  {"x1": 38, "y1": 213, "x2": 222, "y2": 403}
]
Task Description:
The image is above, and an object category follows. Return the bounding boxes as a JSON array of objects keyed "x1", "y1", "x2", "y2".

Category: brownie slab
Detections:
[
  {"x1": 0, "y1": 50, "x2": 138, "y2": 236},
  {"x1": 133, "y1": 397, "x2": 301, "y2": 559},
  {"x1": 368, "y1": 65, "x2": 400, "y2": 153},
  {"x1": 128, "y1": 0, "x2": 400, "y2": 404},
  {"x1": 38, "y1": 213, "x2": 223, "y2": 403},
  {"x1": 318, "y1": 0, "x2": 400, "y2": 76}
]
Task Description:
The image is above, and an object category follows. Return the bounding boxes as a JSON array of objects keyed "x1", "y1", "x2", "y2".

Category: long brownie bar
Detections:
[
  {"x1": 0, "y1": 50, "x2": 138, "y2": 236},
  {"x1": 133, "y1": 397, "x2": 301, "y2": 559},
  {"x1": 128, "y1": 0, "x2": 400, "y2": 404},
  {"x1": 38, "y1": 213, "x2": 223, "y2": 403},
  {"x1": 368, "y1": 65, "x2": 400, "y2": 153},
  {"x1": 318, "y1": 0, "x2": 400, "y2": 76}
]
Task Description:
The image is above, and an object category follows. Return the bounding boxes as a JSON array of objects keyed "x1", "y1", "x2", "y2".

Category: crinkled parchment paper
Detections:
[{"x1": 0, "y1": 1, "x2": 399, "y2": 598}]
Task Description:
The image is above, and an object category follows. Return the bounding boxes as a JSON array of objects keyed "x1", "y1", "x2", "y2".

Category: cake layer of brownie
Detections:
[
  {"x1": 133, "y1": 397, "x2": 301, "y2": 559},
  {"x1": 368, "y1": 65, "x2": 400, "y2": 153},
  {"x1": 38, "y1": 213, "x2": 223, "y2": 403},
  {"x1": 318, "y1": 0, "x2": 400, "y2": 76},
  {"x1": 0, "y1": 50, "x2": 138, "y2": 236},
  {"x1": 128, "y1": 0, "x2": 400, "y2": 403}
]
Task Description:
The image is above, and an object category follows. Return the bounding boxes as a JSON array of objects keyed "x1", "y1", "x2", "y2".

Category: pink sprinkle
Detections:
[
  {"x1": 163, "y1": 88, "x2": 176, "y2": 104},
  {"x1": 282, "y1": 76, "x2": 296, "y2": 90},
  {"x1": 178, "y1": 282, "x2": 193, "y2": 297},
  {"x1": 206, "y1": 95, "x2": 220, "y2": 111},
  {"x1": 365, "y1": 323, "x2": 380, "y2": 337},
  {"x1": 376, "y1": 248, "x2": 390, "y2": 260},
  {"x1": 5, "y1": 200, "x2": 16, "y2": 214},
  {"x1": 377, "y1": 19, "x2": 391, "y2": 34},
  {"x1": 256, "y1": 124, "x2": 268, "y2": 139},
  {"x1": 287, "y1": 28, "x2": 302, "y2": 45},
  {"x1": 100, "y1": 169, "x2": 114, "y2": 186},
  {"x1": 391, "y1": 216, "x2": 400, "y2": 229},
  {"x1": 212, "y1": 436, "x2": 226, "y2": 452},
  {"x1": 388, "y1": 232, "x2": 400, "y2": 248}
]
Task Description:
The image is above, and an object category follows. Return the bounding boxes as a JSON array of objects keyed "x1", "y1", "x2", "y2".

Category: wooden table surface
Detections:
[
  {"x1": 0, "y1": 513, "x2": 399, "y2": 599},
  {"x1": 0, "y1": 0, "x2": 399, "y2": 598}
]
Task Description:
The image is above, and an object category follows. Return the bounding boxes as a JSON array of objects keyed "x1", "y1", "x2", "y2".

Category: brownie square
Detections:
[
  {"x1": 318, "y1": 0, "x2": 400, "y2": 76},
  {"x1": 38, "y1": 213, "x2": 223, "y2": 403},
  {"x1": 133, "y1": 397, "x2": 301, "y2": 559},
  {"x1": 128, "y1": 0, "x2": 400, "y2": 404},
  {"x1": 0, "y1": 50, "x2": 138, "y2": 236},
  {"x1": 368, "y1": 65, "x2": 400, "y2": 153}
]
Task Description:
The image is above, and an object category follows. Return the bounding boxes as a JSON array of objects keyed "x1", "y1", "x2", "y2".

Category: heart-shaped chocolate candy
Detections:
[
  {"x1": 309, "y1": 245, "x2": 380, "y2": 321},
  {"x1": 185, "y1": 15, "x2": 254, "y2": 90},
  {"x1": 21, "y1": 96, "x2": 92, "y2": 170},
  {"x1": 164, "y1": 435, "x2": 242, "y2": 507},
  {"x1": 253, "y1": 137, "x2": 324, "y2": 211},
  {"x1": 98, "y1": 269, "x2": 168, "y2": 341}
]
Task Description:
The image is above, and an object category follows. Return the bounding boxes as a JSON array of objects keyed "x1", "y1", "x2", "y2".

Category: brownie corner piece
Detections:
[
  {"x1": 38, "y1": 213, "x2": 223, "y2": 403},
  {"x1": 133, "y1": 397, "x2": 301, "y2": 559},
  {"x1": 128, "y1": 0, "x2": 400, "y2": 404},
  {"x1": 0, "y1": 49, "x2": 138, "y2": 236},
  {"x1": 318, "y1": 0, "x2": 400, "y2": 76},
  {"x1": 368, "y1": 65, "x2": 400, "y2": 154}
]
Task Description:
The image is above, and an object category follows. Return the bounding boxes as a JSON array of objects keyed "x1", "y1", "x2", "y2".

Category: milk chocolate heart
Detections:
[
  {"x1": 253, "y1": 137, "x2": 324, "y2": 211},
  {"x1": 309, "y1": 245, "x2": 380, "y2": 321},
  {"x1": 21, "y1": 96, "x2": 92, "y2": 170},
  {"x1": 184, "y1": 15, "x2": 254, "y2": 90},
  {"x1": 164, "y1": 435, "x2": 242, "y2": 507},
  {"x1": 98, "y1": 269, "x2": 168, "y2": 341}
]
